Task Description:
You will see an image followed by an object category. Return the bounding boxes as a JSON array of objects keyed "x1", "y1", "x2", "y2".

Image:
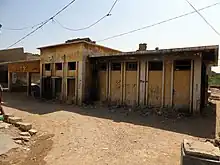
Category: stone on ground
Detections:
[
  {"x1": 0, "y1": 122, "x2": 11, "y2": 129},
  {"x1": 13, "y1": 136, "x2": 31, "y2": 142},
  {"x1": 16, "y1": 122, "x2": 32, "y2": 131},
  {"x1": 183, "y1": 139, "x2": 220, "y2": 160},
  {"x1": 8, "y1": 116, "x2": 22, "y2": 124},
  {"x1": 28, "y1": 129, "x2": 37, "y2": 136},
  {"x1": 14, "y1": 140, "x2": 23, "y2": 145},
  {"x1": 4, "y1": 113, "x2": 13, "y2": 121},
  {"x1": 20, "y1": 132, "x2": 31, "y2": 136}
]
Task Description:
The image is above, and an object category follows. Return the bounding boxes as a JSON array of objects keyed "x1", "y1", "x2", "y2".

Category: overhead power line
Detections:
[
  {"x1": 55, "y1": 0, "x2": 119, "y2": 31},
  {"x1": 185, "y1": 0, "x2": 220, "y2": 36},
  {"x1": 1, "y1": 21, "x2": 46, "y2": 31},
  {"x1": 96, "y1": 2, "x2": 220, "y2": 42},
  {"x1": 7, "y1": 0, "x2": 78, "y2": 49}
]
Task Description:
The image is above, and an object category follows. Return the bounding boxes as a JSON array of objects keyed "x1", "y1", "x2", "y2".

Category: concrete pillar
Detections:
[
  {"x1": 139, "y1": 60, "x2": 146, "y2": 106},
  {"x1": 193, "y1": 56, "x2": 202, "y2": 113},
  {"x1": 8, "y1": 72, "x2": 12, "y2": 92},
  {"x1": 52, "y1": 78, "x2": 55, "y2": 98},
  {"x1": 63, "y1": 61, "x2": 68, "y2": 101},
  {"x1": 121, "y1": 62, "x2": 124, "y2": 104},
  {"x1": 40, "y1": 63, "x2": 43, "y2": 98},
  {"x1": 136, "y1": 61, "x2": 140, "y2": 105},
  {"x1": 61, "y1": 55, "x2": 68, "y2": 102},
  {"x1": 108, "y1": 61, "x2": 111, "y2": 102},
  {"x1": 77, "y1": 61, "x2": 83, "y2": 105},
  {"x1": 75, "y1": 62, "x2": 78, "y2": 104},
  {"x1": 122, "y1": 62, "x2": 126, "y2": 104},
  {"x1": 26, "y1": 72, "x2": 31, "y2": 96}
]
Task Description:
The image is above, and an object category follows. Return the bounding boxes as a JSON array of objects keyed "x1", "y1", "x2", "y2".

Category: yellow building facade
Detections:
[
  {"x1": 90, "y1": 45, "x2": 219, "y2": 113},
  {"x1": 38, "y1": 38, "x2": 120, "y2": 105}
]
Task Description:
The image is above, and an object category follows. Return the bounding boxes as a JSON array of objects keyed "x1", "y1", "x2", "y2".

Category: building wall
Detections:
[
  {"x1": 96, "y1": 54, "x2": 202, "y2": 113},
  {"x1": 40, "y1": 43, "x2": 83, "y2": 103},
  {"x1": 40, "y1": 42, "x2": 120, "y2": 104},
  {"x1": 0, "y1": 48, "x2": 26, "y2": 62},
  {"x1": 82, "y1": 43, "x2": 121, "y2": 103}
]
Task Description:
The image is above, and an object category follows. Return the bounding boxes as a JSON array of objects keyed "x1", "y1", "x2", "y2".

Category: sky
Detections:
[{"x1": 0, "y1": 0, "x2": 220, "y2": 70}]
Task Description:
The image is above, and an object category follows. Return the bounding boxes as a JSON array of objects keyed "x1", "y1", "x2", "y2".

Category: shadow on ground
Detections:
[{"x1": 2, "y1": 92, "x2": 216, "y2": 139}]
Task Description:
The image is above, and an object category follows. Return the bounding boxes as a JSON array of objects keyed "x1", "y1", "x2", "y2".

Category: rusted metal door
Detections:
[
  {"x1": 147, "y1": 61, "x2": 163, "y2": 107},
  {"x1": 98, "y1": 63, "x2": 107, "y2": 102},
  {"x1": 173, "y1": 60, "x2": 191, "y2": 110},
  {"x1": 124, "y1": 62, "x2": 137, "y2": 105},
  {"x1": 110, "y1": 62, "x2": 122, "y2": 105}
]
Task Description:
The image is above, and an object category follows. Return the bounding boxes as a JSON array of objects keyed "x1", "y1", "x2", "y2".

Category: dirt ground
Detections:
[{"x1": 0, "y1": 92, "x2": 217, "y2": 165}]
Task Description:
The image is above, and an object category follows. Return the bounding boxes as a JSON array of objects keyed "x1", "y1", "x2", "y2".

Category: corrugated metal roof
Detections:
[{"x1": 89, "y1": 45, "x2": 219, "y2": 58}]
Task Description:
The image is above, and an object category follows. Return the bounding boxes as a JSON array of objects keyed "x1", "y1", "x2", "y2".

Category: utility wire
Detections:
[
  {"x1": 2, "y1": 21, "x2": 46, "y2": 31},
  {"x1": 7, "y1": 0, "x2": 77, "y2": 48},
  {"x1": 185, "y1": 0, "x2": 220, "y2": 36},
  {"x1": 55, "y1": 0, "x2": 119, "y2": 31},
  {"x1": 96, "y1": 2, "x2": 220, "y2": 42}
]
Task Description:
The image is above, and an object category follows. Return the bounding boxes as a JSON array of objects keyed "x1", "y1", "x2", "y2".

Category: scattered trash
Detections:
[{"x1": 0, "y1": 115, "x2": 4, "y2": 121}]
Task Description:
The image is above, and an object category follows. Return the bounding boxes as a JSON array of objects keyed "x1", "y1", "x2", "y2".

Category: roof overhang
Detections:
[
  {"x1": 37, "y1": 40, "x2": 121, "y2": 53},
  {"x1": 90, "y1": 45, "x2": 218, "y2": 57},
  {"x1": 0, "y1": 59, "x2": 40, "y2": 66},
  {"x1": 89, "y1": 45, "x2": 219, "y2": 66}
]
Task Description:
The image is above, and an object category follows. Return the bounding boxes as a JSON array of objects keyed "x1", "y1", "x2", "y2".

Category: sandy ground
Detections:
[{"x1": 0, "y1": 92, "x2": 216, "y2": 165}]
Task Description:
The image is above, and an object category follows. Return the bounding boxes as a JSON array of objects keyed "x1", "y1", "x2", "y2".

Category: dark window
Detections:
[
  {"x1": 68, "y1": 62, "x2": 76, "y2": 70},
  {"x1": 99, "y1": 63, "x2": 107, "y2": 71},
  {"x1": 111, "y1": 62, "x2": 121, "y2": 71},
  {"x1": 174, "y1": 60, "x2": 191, "y2": 71},
  {"x1": 55, "y1": 63, "x2": 62, "y2": 70},
  {"x1": 126, "y1": 62, "x2": 138, "y2": 71},
  {"x1": 149, "y1": 61, "x2": 163, "y2": 71},
  {"x1": 45, "y1": 64, "x2": 51, "y2": 71}
]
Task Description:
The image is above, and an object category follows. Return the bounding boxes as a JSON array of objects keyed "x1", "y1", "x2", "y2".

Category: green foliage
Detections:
[{"x1": 209, "y1": 74, "x2": 220, "y2": 85}]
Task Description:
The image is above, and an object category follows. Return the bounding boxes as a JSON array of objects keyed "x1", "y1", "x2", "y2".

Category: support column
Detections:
[
  {"x1": 105, "y1": 61, "x2": 109, "y2": 101},
  {"x1": 162, "y1": 59, "x2": 165, "y2": 107},
  {"x1": 122, "y1": 62, "x2": 126, "y2": 104},
  {"x1": 77, "y1": 61, "x2": 83, "y2": 105},
  {"x1": 40, "y1": 63, "x2": 43, "y2": 98},
  {"x1": 139, "y1": 60, "x2": 146, "y2": 106},
  {"x1": 26, "y1": 72, "x2": 31, "y2": 96},
  {"x1": 75, "y1": 62, "x2": 78, "y2": 104},
  {"x1": 52, "y1": 78, "x2": 55, "y2": 98},
  {"x1": 8, "y1": 72, "x2": 12, "y2": 92},
  {"x1": 193, "y1": 56, "x2": 202, "y2": 114},
  {"x1": 61, "y1": 55, "x2": 68, "y2": 102},
  {"x1": 108, "y1": 61, "x2": 111, "y2": 102},
  {"x1": 121, "y1": 62, "x2": 124, "y2": 104}
]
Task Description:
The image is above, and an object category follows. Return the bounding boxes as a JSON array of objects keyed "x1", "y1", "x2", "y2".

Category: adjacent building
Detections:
[
  {"x1": 0, "y1": 48, "x2": 40, "y2": 93},
  {"x1": 38, "y1": 38, "x2": 120, "y2": 104},
  {"x1": 90, "y1": 44, "x2": 219, "y2": 113}
]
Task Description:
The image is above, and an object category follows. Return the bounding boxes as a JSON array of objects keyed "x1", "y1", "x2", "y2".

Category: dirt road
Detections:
[{"x1": 0, "y1": 93, "x2": 216, "y2": 165}]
